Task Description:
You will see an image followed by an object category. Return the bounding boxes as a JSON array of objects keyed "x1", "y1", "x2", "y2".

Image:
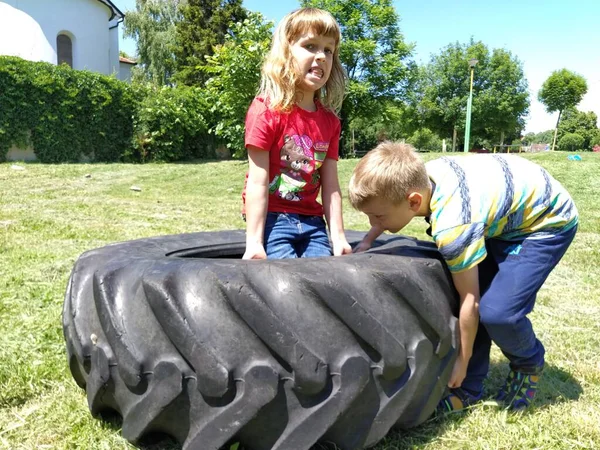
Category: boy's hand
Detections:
[
  {"x1": 352, "y1": 239, "x2": 372, "y2": 253},
  {"x1": 448, "y1": 355, "x2": 469, "y2": 388},
  {"x1": 243, "y1": 242, "x2": 267, "y2": 260},
  {"x1": 332, "y1": 238, "x2": 352, "y2": 256}
]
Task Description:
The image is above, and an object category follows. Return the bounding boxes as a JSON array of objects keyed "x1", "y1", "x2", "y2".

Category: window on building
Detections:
[{"x1": 57, "y1": 34, "x2": 72, "y2": 67}]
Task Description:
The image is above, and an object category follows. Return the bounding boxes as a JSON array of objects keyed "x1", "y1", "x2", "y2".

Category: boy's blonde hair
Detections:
[
  {"x1": 259, "y1": 7, "x2": 345, "y2": 113},
  {"x1": 348, "y1": 141, "x2": 430, "y2": 209}
]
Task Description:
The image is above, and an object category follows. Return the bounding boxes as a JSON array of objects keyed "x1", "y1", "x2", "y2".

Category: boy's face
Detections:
[{"x1": 360, "y1": 196, "x2": 418, "y2": 233}]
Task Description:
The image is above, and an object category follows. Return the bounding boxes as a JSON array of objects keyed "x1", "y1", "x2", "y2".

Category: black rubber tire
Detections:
[{"x1": 63, "y1": 230, "x2": 458, "y2": 450}]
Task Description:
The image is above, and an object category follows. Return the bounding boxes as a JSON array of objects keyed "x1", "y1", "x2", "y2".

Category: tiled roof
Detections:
[{"x1": 119, "y1": 56, "x2": 137, "y2": 64}]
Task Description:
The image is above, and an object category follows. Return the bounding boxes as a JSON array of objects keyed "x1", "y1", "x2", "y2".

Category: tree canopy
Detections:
[
  {"x1": 416, "y1": 40, "x2": 529, "y2": 150},
  {"x1": 538, "y1": 69, "x2": 588, "y2": 150},
  {"x1": 174, "y1": 0, "x2": 247, "y2": 86},
  {"x1": 123, "y1": 0, "x2": 181, "y2": 86}
]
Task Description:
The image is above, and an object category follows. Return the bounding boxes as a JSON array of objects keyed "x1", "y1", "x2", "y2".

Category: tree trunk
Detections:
[
  {"x1": 551, "y1": 110, "x2": 562, "y2": 151},
  {"x1": 452, "y1": 127, "x2": 457, "y2": 152}
]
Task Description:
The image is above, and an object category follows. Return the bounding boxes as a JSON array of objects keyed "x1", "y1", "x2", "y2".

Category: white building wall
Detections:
[
  {"x1": 0, "y1": 3, "x2": 55, "y2": 63},
  {"x1": 108, "y1": 22, "x2": 120, "y2": 76},
  {"x1": 119, "y1": 61, "x2": 134, "y2": 82},
  {"x1": 1, "y1": 0, "x2": 113, "y2": 74}
]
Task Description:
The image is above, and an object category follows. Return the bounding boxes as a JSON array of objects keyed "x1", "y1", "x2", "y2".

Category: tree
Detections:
[
  {"x1": 416, "y1": 40, "x2": 529, "y2": 151},
  {"x1": 301, "y1": 0, "x2": 414, "y2": 156},
  {"x1": 538, "y1": 69, "x2": 588, "y2": 151},
  {"x1": 174, "y1": 0, "x2": 247, "y2": 86},
  {"x1": 203, "y1": 13, "x2": 273, "y2": 156},
  {"x1": 123, "y1": 0, "x2": 181, "y2": 85},
  {"x1": 556, "y1": 107, "x2": 598, "y2": 151}
]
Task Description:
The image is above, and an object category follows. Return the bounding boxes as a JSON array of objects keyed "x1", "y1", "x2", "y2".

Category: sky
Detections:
[{"x1": 117, "y1": 0, "x2": 600, "y2": 134}]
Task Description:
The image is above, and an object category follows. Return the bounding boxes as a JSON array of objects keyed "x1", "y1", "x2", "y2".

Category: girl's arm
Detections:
[
  {"x1": 243, "y1": 146, "x2": 270, "y2": 260},
  {"x1": 320, "y1": 158, "x2": 351, "y2": 256}
]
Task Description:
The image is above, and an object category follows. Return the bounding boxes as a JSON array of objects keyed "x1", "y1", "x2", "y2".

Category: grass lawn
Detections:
[{"x1": 1, "y1": 151, "x2": 599, "y2": 449}]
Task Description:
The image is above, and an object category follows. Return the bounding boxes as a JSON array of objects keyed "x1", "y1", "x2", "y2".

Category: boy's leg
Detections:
[
  {"x1": 297, "y1": 216, "x2": 332, "y2": 258},
  {"x1": 264, "y1": 213, "x2": 299, "y2": 259},
  {"x1": 478, "y1": 225, "x2": 577, "y2": 408}
]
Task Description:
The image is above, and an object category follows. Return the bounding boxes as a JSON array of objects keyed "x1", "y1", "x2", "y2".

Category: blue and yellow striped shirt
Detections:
[{"x1": 426, "y1": 154, "x2": 578, "y2": 273}]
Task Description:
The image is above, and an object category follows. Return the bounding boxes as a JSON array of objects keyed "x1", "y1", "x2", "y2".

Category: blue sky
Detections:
[{"x1": 118, "y1": 0, "x2": 600, "y2": 134}]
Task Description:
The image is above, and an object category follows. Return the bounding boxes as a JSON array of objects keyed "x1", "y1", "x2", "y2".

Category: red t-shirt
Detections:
[{"x1": 242, "y1": 97, "x2": 341, "y2": 216}]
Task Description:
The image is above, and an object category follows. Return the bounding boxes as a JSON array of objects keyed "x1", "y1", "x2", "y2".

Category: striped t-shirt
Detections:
[{"x1": 426, "y1": 154, "x2": 578, "y2": 273}]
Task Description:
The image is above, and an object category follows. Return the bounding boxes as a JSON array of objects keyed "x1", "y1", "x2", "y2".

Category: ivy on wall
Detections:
[
  {"x1": 0, "y1": 56, "x2": 135, "y2": 163},
  {"x1": 0, "y1": 57, "x2": 214, "y2": 163}
]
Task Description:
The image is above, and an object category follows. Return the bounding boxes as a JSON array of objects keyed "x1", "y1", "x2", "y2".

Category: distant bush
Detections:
[
  {"x1": 0, "y1": 56, "x2": 135, "y2": 162},
  {"x1": 408, "y1": 128, "x2": 442, "y2": 152},
  {"x1": 558, "y1": 133, "x2": 585, "y2": 152}
]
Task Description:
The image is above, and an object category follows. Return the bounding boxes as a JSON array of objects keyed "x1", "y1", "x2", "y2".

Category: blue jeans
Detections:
[
  {"x1": 461, "y1": 224, "x2": 577, "y2": 394},
  {"x1": 264, "y1": 213, "x2": 332, "y2": 259}
]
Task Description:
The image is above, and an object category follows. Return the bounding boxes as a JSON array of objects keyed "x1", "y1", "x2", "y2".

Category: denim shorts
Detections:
[{"x1": 264, "y1": 212, "x2": 332, "y2": 259}]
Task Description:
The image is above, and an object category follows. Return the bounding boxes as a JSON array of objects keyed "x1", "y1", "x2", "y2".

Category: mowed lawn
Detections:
[{"x1": 0, "y1": 152, "x2": 599, "y2": 449}]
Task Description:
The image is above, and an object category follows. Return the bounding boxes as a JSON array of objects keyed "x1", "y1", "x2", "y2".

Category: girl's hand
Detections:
[
  {"x1": 243, "y1": 242, "x2": 267, "y2": 260},
  {"x1": 448, "y1": 355, "x2": 469, "y2": 388},
  {"x1": 332, "y1": 238, "x2": 352, "y2": 256}
]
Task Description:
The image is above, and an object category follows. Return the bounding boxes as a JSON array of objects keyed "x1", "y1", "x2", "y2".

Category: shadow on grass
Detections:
[
  {"x1": 362, "y1": 361, "x2": 583, "y2": 450},
  {"x1": 95, "y1": 361, "x2": 582, "y2": 450}
]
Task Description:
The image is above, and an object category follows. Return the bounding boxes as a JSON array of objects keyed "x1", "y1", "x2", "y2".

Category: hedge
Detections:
[
  {"x1": 0, "y1": 57, "x2": 215, "y2": 163},
  {"x1": 0, "y1": 56, "x2": 135, "y2": 162}
]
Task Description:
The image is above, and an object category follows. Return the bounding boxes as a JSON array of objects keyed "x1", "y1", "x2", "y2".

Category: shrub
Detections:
[
  {"x1": 0, "y1": 56, "x2": 135, "y2": 162},
  {"x1": 129, "y1": 85, "x2": 212, "y2": 162},
  {"x1": 558, "y1": 133, "x2": 585, "y2": 152}
]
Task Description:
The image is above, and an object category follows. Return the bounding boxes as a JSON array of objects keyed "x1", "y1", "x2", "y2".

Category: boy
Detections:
[{"x1": 348, "y1": 141, "x2": 578, "y2": 412}]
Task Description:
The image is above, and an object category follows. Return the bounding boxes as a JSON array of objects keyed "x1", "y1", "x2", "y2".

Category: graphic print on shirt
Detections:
[{"x1": 269, "y1": 134, "x2": 329, "y2": 202}]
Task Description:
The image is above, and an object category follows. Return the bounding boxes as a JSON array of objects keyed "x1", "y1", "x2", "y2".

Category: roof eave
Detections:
[{"x1": 96, "y1": 0, "x2": 124, "y2": 21}]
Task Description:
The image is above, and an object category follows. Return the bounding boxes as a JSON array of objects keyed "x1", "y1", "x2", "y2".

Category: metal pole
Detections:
[{"x1": 463, "y1": 66, "x2": 475, "y2": 153}]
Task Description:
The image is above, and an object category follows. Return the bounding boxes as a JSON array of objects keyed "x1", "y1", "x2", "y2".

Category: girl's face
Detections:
[{"x1": 290, "y1": 32, "x2": 336, "y2": 97}]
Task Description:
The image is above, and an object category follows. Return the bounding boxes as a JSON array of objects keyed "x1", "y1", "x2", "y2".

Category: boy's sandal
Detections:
[{"x1": 436, "y1": 387, "x2": 482, "y2": 414}]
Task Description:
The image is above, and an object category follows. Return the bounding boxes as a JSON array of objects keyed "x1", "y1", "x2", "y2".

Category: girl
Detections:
[{"x1": 242, "y1": 7, "x2": 351, "y2": 259}]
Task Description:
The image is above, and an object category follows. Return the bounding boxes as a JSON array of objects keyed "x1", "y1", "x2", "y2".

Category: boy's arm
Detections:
[
  {"x1": 320, "y1": 158, "x2": 351, "y2": 256},
  {"x1": 243, "y1": 146, "x2": 270, "y2": 260},
  {"x1": 448, "y1": 265, "x2": 480, "y2": 388},
  {"x1": 353, "y1": 225, "x2": 385, "y2": 253}
]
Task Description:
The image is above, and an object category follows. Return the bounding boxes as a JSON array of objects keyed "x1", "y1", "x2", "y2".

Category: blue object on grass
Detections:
[{"x1": 567, "y1": 155, "x2": 582, "y2": 161}]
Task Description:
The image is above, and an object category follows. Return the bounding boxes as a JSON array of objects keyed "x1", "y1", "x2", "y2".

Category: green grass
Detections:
[{"x1": 1, "y1": 152, "x2": 599, "y2": 449}]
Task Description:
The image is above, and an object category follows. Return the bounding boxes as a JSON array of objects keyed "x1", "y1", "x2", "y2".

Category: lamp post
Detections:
[{"x1": 463, "y1": 58, "x2": 478, "y2": 152}]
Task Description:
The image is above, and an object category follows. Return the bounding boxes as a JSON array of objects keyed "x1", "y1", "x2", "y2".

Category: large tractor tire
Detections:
[{"x1": 63, "y1": 230, "x2": 458, "y2": 450}]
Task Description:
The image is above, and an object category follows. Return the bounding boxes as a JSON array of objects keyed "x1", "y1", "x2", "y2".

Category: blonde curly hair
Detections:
[{"x1": 259, "y1": 7, "x2": 346, "y2": 113}]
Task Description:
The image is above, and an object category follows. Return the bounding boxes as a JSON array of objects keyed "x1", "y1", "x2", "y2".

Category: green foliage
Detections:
[
  {"x1": 301, "y1": 0, "x2": 414, "y2": 156},
  {"x1": 416, "y1": 40, "x2": 529, "y2": 149},
  {"x1": 538, "y1": 69, "x2": 588, "y2": 115},
  {"x1": 123, "y1": 0, "x2": 181, "y2": 86},
  {"x1": 0, "y1": 56, "x2": 134, "y2": 163},
  {"x1": 203, "y1": 13, "x2": 273, "y2": 158},
  {"x1": 344, "y1": 102, "x2": 412, "y2": 155},
  {"x1": 558, "y1": 132, "x2": 585, "y2": 151},
  {"x1": 407, "y1": 128, "x2": 442, "y2": 152},
  {"x1": 522, "y1": 130, "x2": 554, "y2": 145},
  {"x1": 174, "y1": 0, "x2": 247, "y2": 86},
  {"x1": 557, "y1": 107, "x2": 599, "y2": 151},
  {"x1": 130, "y1": 84, "x2": 212, "y2": 162}
]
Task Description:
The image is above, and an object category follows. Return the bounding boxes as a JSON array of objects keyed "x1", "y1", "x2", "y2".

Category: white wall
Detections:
[
  {"x1": 0, "y1": 3, "x2": 55, "y2": 63},
  {"x1": 1, "y1": 0, "x2": 114, "y2": 74},
  {"x1": 119, "y1": 61, "x2": 134, "y2": 82},
  {"x1": 108, "y1": 22, "x2": 120, "y2": 76}
]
